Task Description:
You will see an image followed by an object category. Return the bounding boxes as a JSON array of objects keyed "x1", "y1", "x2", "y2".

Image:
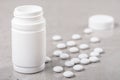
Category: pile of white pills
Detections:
[
  {"x1": 60, "y1": 53, "x2": 69, "y2": 60},
  {"x1": 73, "y1": 65, "x2": 84, "y2": 71},
  {"x1": 79, "y1": 44, "x2": 89, "y2": 50},
  {"x1": 90, "y1": 37, "x2": 100, "y2": 43},
  {"x1": 89, "y1": 56, "x2": 100, "y2": 63},
  {"x1": 51, "y1": 27, "x2": 105, "y2": 78},
  {"x1": 66, "y1": 41, "x2": 76, "y2": 47},
  {"x1": 78, "y1": 53, "x2": 89, "y2": 59},
  {"x1": 72, "y1": 34, "x2": 82, "y2": 40},
  {"x1": 56, "y1": 43, "x2": 66, "y2": 49},
  {"x1": 63, "y1": 71, "x2": 74, "y2": 78},
  {"x1": 84, "y1": 28, "x2": 93, "y2": 34},
  {"x1": 94, "y1": 47, "x2": 104, "y2": 54},
  {"x1": 90, "y1": 51, "x2": 100, "y2": 57},
  {"x1": 69, "y1": 47, "x2": 79, "y2": 53},
  {"x1": 52, "y1": 35, "x2": 62, "y2": 41},
  {"x1": 53, "y1": 66, "x2": 63, "y2": 73},
  {"x1": 80, "y1": 58, "x2": 90, "y2": 65},
  {"x1": 65, "y1": 61, "x2": 74, "y2": 67},
  {"x1": 71, "y1": 58, "x2": 80, "y2": 64},
  {"x1": 53, "y1": 50, "x2": 63, "y2": 57}
]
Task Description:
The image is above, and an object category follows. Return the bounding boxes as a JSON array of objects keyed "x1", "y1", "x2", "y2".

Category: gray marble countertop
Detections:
[{"x1": 0, "y1": 0, "x2": 120, "y2": 80}]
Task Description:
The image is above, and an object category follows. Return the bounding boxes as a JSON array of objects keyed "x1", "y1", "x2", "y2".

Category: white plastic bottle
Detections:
[{"x1": 11, "y1": 5, "x2": 46, "y2": 73}]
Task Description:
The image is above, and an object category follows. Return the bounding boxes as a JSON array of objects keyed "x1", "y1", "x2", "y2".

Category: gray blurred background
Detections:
[{"x1": 0, "y1": 0, "x2": 120, "y2": 80}]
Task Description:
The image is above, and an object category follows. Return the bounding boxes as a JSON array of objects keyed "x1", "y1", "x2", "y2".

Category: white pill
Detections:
[
  {"x1": 72, "y1": 34, "x2": 81, "y2": 40},
  {"x1": 66, "y1": 41, "x2": 76, "y2": 47},
  {"x1": 73, "y1": 65, "x2": 84, "y2": 71},
  {"x1": 63, "y1": 71, "x2": 74, "y2": 78},
  {"x1": 60, "y1": 53, "x2": 69, "y2": 60},
  {"x1": 78, "y1": 53, "x2": 89, "y2": 59},
  {"x1": 56, "y1": 43, "x2": 66, "y2": 49},
  {"x1": 53, "y1": 66, "x2": 63, "y2": 73},
  {"x1": 79, "y1": 44, "x2": 89, "y2": 50},
  {"x1": 65, "y1": 61, "x2": 74, "y2": 67},
  {"x1": 94, "y1": 47, "x2": 104, "y2": 54},
  {"x1": 90, "y1": 37, "x2": 100, "y2": 43},
  {"x1": 69, "y1": 47, "x2": 79, "y2": 53},
  {"x1": 84, "y1": 28, "x2": 93, "y2": 34},
  {"x1": 52, "y1": 35, "x2": 62, "y2": 41},
  {"x1": 45, "y1": 56, "x2": 52, "y2": 63},
  {"x1": 89, "y1": 56, "x2": 100, "y2": 63},
  {"x1": 53, "y1": 50, "x2": 63, "y2": 57},
  {"x1": 80, "y1": 58, "x2": 90, "y2": 65},
  {"x1": 71, "y1": 58, "x2": 80, "y2": 64},
  {"x1": 90, "y1": 51, "x2": 100, "y2": 57}
]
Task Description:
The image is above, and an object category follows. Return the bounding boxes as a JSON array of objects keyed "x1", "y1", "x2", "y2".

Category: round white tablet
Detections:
[
  {"x1": 90, "y1": 37, "x2": 100, "y2": 43},
  {"x1": 65, "y1": 61, "x2": 74, "y2": 67},
  {"x1": 45, "y1": 56, "x2": 52, "y2": 63},
  {"x1": 52, "y1": 35, "x2": 62, "y2": 41},
  {"x1": 53, "y1": 66, "x2": 63, "y2": 73},
  {"x1": 73, "y1": 65, "x2": 84, "y2": 71},
  {"x1": 94, "y1": 47, "x2": 104, "y2": 54},
  {"x1": 71, "y1": 58, "x2": 80, "y2": 64},
  {"x1": 79, "y1": 44, "x2": 89, "y2": 50},
  {"x1": 56, "y1": 43, "x2": 66, "y2": 49},
  {"x1": 60, "y1": 53, "x2": 69, "y2": 60},
  {"x1": 89, "y1": 56, "x2": 100, "y2": 63},
  {"x1": 84, "y1": 28, "x2": 93, "y2": 34},
  {"x1": 72, "y1": 34, "x2": 81, "y2": 40},
  {"x1": 69, "y1": 47, "x2": 79, "y2": 53},
  {"x1": 63, "y1": 71, "x2": 74, "y2": 78},
  {"x1": 53, "y1": 50, "x2": 63, "y2": 57},
  {"x1": 90, "y1": 51, "x2": 100, "y2": 57},
  {"x1": 66, "y1": 41, "x2": 76, "y2": 47},
  {"x1": 80, "y1": 58, "x2": 90, "y2": 65},
  {"x1": 89, "y1": 15, "x2": 114, "y2": 30},
  {"x1": 78, "y1": 53, "x2": 89, "y2": 59}
]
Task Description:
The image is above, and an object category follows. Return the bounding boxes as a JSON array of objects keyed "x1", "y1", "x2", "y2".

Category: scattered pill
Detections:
[
  {"x1": 90, "y1": 37, "x2": 100, "y2": 43},
  {"x1": 90, "y1": 51, "x2": 100, "y2": 57},
  {"x1": 60, "y1": 53, "x2": 69, "y2": 60},
  {"x1": 84, "y1": 28, "x2": 93, "y2": 34},
  {"x1": 52, "y1": 35, "x2": 62, "y2": 41},
  {"x1": 89, "y1": 56, "x2": 100, "y2": 63},
  {"x1": 79, "y1": 44, "x2": 89, "y2": 50},
  {"x1": 69, "y1": 47, "x2": 79, "y2": 53},
  {"x1": 45, "y1": 56, "x2": 51, "y2": 63},
  {"x1": 94, "y1": 47, "x2": 104, "y2": 54},
  {"x1": 53, "y1": 66, "x2": 63, "y2": 73},
  {"x1": 73, "y1": 65, "x2": 84, "y2": 71},
  {"x1": 63, "y1": 71, "x2": 74, "y2": 78},
  {"x1": 56, "y1": 43, "x2": 66, "y2": 49},
  {"x1": 53, "y1": 50, "x2": 63, "y2": 57},
  {"x1": 71, "y1": 58, "x2": 80, "y2": 64},
  {"x1": 72, "y1": 34, "x2": 81, "y2": 40},
  {"x1": 80, "y1": 58, "x2": 90, "y2": 65},
  {"x1": 78, "y1": 53, "x2": 89, "y2": 59},
  {"x1": 66, "y1": 41, "x2": 76, "y2": 47},
  {"x1": 65, "y1": 61, "x2": 74, "y2": 67}
]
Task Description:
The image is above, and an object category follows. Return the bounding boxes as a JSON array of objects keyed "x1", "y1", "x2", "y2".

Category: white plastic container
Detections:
[{"x1": 11, "y1": 5, "x2": 46, "y2": 73}]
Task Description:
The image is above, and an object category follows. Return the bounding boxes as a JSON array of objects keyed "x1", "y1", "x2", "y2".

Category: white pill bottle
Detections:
[{"x1": 11, "y1": 5, "x2": 46, "y2": 73}]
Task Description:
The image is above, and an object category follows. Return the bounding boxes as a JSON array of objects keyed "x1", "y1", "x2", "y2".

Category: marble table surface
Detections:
[{"x1": 0, "y1": 0, "x2": 120, "y2": 80}]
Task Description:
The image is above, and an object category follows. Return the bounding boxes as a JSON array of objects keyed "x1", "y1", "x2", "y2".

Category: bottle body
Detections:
[{"x1": 11, "y1": 5, "x2": 46, "y2": 73}]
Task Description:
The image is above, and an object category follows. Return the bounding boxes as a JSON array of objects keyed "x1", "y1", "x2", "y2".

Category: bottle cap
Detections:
[{"x1": 88, "y1": 15, "x2": 114, "y2": 30}]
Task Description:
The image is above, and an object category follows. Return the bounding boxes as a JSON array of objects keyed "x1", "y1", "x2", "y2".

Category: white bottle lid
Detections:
[
  {"x1": 88, "y1": 15, "x2": 114, "y2": 30},
  {"x1": 14, "y1": 5, "x2": 43, "y2": 18}
]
